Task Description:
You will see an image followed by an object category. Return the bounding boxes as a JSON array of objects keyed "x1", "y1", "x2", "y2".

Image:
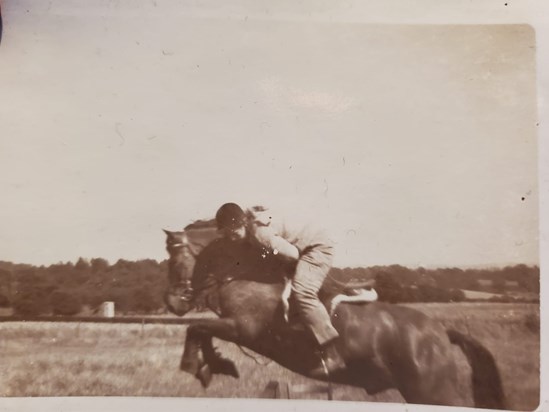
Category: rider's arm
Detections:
[{"x1": 253, "y1": 225, "x2": 299, "y2": 261}]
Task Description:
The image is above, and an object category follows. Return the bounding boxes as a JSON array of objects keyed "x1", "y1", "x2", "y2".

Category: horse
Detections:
[{"x1": 163, "y1": 227, "x2": 506, "y2": 408}]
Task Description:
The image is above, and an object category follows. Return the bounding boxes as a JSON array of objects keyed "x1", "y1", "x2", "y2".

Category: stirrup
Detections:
[
  {"x1": 319, "y1": 355, "x2": 330, "y2": 378},
  {"x1": 308, "y1": 352, "x2": 341, "y2": 382}
]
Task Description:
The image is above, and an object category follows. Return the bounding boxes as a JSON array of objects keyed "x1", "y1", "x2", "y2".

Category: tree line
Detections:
[
  {"x1": 327, "y1": 264, "x2": 539, "y2": 304},
  {"x1": 0, "y1": 259, "x2": 539, "y2": 316},
  {"x1": 0, "y1": 258, "x2": 167, "y2": 316}
]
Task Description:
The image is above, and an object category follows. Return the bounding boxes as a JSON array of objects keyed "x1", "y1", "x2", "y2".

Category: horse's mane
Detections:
[{"x1": 184, "y1": 218, "x2": 217, "y2": 231}]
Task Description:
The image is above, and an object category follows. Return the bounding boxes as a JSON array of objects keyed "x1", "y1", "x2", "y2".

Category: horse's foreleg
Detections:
[
  {"x1": 180, "y1": 330, "x2": 202, "y2": 375},
  {"x1": 180, "y1": 318, "x2": 240, "y2": 387},
  {"x1": 201, "y1": 336, "x2": 239, "y2": 378}
]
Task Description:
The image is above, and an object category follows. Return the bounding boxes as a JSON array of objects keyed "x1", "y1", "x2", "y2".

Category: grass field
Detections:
[{"x1": 0, "y1": 303, "x2": 540, "y2": 410}]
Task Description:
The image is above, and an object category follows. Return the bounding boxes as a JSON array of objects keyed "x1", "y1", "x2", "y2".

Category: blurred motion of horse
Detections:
[{"x1": 164, "y1": 224, "x2": 505, "y2": 409}]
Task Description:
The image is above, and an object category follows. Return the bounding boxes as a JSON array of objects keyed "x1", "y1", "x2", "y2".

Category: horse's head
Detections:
[
  {"x1": 163, "y1": 220, "x2": 292, "y2": 316},
  {"x1": 163, "y1": 223, "x2": 221, "y2": 315},
  {"x1": 163, "y1": 229, "x2": 196, "y2": 316}
]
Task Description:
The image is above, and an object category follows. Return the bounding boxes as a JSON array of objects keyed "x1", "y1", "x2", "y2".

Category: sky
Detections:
[{"x1": 0, "y1": 0, "x2": 541, "y2": 268}]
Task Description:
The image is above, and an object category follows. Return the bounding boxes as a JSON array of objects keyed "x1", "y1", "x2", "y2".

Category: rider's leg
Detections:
[{"x1": 291, "y1": 245, "x2": 345, "y2": 377}]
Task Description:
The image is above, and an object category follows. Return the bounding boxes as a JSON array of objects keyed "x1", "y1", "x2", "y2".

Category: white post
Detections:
[{"x1": 102, "y1": 301, "x2": 115, "y2": 318}]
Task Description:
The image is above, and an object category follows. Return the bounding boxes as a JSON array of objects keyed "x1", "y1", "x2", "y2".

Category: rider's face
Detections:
[{"x1": 222, "y1": 224, "x2": 246, "y2": 241}]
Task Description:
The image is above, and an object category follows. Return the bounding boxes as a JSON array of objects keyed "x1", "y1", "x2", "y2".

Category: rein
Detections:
[{"x1": 235, "y1": 345, "x2": 273, "y2": 366}]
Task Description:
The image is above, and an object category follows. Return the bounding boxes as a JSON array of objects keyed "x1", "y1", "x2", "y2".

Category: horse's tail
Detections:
[{"x1": 447, "y1": 329, "x2": 506, "y2": 409}]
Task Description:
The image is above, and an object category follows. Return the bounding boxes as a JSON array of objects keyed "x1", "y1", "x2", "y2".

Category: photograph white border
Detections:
[{"x1": 0, "y1": 0, "x2": 546, "y2": 411}]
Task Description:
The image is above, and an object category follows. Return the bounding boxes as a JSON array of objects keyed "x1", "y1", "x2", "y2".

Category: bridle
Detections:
[
  {"x1": 168, "y1": 279, "x2": 194, "y2": 302},
  {"x1": 166, "y1": 237, "x2": 195, "y2": 302}
]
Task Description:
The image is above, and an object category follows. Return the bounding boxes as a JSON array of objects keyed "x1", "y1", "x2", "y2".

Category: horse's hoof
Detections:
[
  {"x1": 197, "y1": 364, "x2": 213, "y2": 388},
  {"x1": 212, "y1": 357, "x2": 239, "y2": 378}
]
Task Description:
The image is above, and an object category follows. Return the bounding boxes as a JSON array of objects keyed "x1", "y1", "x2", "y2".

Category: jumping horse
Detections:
[{"x1": 163, "y1": 225, "x2": 505, "y2": 408}]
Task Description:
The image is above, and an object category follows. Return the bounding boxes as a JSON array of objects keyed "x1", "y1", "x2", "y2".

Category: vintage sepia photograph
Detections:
[{"x1": 0, "y1": 1, "x2": 545, "y2": 411}]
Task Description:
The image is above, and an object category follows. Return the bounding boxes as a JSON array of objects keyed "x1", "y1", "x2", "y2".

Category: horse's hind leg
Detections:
[
  {"x1": 399, "y1": 376, "x2": 464, "y2": 407},
  {"x1": 397, "y1": 352, "x2": 468, "y2": 407},
  {"x1": 392, "y1": 325, "x2": 468, "y2": 407}
]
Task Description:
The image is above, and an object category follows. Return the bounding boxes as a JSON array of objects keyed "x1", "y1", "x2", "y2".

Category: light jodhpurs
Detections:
[{"x1": 291, "y1": 244, "x2": 338, "y2": 346}]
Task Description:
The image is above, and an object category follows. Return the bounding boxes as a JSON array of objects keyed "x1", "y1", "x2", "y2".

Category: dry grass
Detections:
[{"x1": 0, "y1": 303, "x2": 539, "y2": 410}]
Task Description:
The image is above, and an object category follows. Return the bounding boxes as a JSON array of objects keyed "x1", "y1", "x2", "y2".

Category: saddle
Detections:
[{"x1": 281, "y1": 279, "x2": 378, "y2": 327}]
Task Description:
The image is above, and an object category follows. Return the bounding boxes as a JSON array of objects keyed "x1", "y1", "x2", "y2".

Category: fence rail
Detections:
[
  {"x1": 261, "y1": 380, "x2": 333, "y2": 400},
  {"x1": 0, "y1": 315, "x2": 207, "y2": 325}
]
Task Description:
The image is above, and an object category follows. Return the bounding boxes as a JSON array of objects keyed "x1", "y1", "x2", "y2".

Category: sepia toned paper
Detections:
[{"x1": 0, "y1": 0, "x2": 547, "y2": 411}]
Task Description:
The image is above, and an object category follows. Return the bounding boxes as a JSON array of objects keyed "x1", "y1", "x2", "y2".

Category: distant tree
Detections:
[
  {"x1": 12, "y1": 289, "x2": 49, "y2": 316},
  {"x1": 406, "y1": 286, "x2": 422, "y2": 302},
  {"x1": 113, "y1": 259, "x2": 132, "y2": 270},
  {"x1": 75, "y1": 257, "x2": 91, "y2": 271},
  {"x1": 15, "y1": 268, "x2": 40, "y2": 285},
  {"x1": 463, "y1": 277, "x2": 480, "y2": 290},
  {"x1": 50, "y1": 290, "x2": 82, "y2": 315},
  {"x1": 0, "y1": 268, "x2": 11, "y2": 286},
  {"x1": 0, "y1": 293, "x2": 10, "y2": 307},
  {"x1": 416, "y1": 284, "x2": 440, "y2": 302},
  {"x1": 90, "y1": 258, "x2": 109, "y2": 273},
  {"x1": 448, "y1": 288, "x2": 466, "y2": 302},
  {"x1": 105, "y1": 288, "x2": 131, "y2": 313},
  {"x1": 158, "y1": 260, "x2": 169, "y2": 272},
  {"x1": 517, "y1": 265, "x2": 540, "y2": 293},
  {"x1": 83, "y1": 290, "x2": 106, "y2": 309},
  {"x1": 46, "y1": 263, "x2": 68, "y2": 283},
  {"x1": 14, "y1": 268, "x2": 56, "y2": 297},
  {"x1": 416, "y1": 272, "x2": 437, "y2": 288},
  {"x1": 132, "y1": 287, "x2": 160, "y2": 313},
  {"x1": 376, "y1": 273, "x2": 404, "y2": 303},
  {"x1": 0, "y1": 268, "x2": 12, "y2": 303},
  {"x1": 493, "y1": 277, "x2": 506, "y2": 293},
  {"x1": 61, "y1": 261, "x2": 75, "y2": 271},
  {"x1": 435, "y1": 267, "x2": 466, "y2": 289}
]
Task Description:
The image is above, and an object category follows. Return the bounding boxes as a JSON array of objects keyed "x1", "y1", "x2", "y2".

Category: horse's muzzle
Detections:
[{"x1": 164, "y1": 283, "x2": 194, "y2": 316}]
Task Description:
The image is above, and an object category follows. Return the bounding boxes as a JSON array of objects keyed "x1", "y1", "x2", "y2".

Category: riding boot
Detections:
[{"x1": 308, "y1": 339, "x2": 346, "y2": 379}]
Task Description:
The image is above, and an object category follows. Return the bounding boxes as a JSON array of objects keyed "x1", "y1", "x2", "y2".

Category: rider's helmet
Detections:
[{"x1": 215, "y1": 202, "x2": 246, "y2": 230}]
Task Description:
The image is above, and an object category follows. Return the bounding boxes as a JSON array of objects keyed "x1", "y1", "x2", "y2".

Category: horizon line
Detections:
[{"x1": 0, "y1": 257, "x2": 539, "y2": 271}]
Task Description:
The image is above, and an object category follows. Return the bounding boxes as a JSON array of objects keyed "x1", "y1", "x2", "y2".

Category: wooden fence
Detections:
[
  {"x1": 260, "y1": 380, "x2": 333, "y2": 400},
  {"x1": 0, "y1": 315, "x2": 206, "y2": 324}
]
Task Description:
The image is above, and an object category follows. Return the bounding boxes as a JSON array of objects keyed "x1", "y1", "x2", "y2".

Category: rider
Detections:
[{"x1": 215, "y1": 202, "x2": 345, "y2": 378}]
